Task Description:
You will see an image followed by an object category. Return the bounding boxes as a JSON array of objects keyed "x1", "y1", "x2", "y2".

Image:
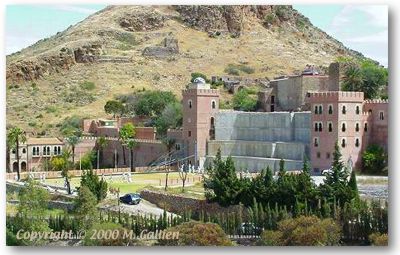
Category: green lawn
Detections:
[
  {"x1": 43, "y1": 172, "x2": 203, "y2": 195},
  {"x1": 6, "y1": 204, "x2": 66, "y2": 217}
]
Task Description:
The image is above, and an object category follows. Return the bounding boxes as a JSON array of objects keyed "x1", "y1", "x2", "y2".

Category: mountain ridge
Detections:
[{"x1": 6, "y1": 5, "x2": 368, "y2": 135}]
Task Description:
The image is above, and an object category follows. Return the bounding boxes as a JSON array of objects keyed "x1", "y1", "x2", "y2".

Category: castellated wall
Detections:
[{"x1": 206, "y1": 111, "x2": 311, "y2": 172}]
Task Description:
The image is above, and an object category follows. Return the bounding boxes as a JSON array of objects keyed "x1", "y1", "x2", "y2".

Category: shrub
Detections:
[
  {"x1": 190, "y1": 72, "x2": 209, "y2": 83},
  {"x1": 159, "y1": 221, "x2": 232, "y2": 246},
  {"x1": 260, "y1": 216, "x2": 341, "y2": 246},
  {"x1": 369, "y1": 233, "x2": 388, "y2": 246},
  {"x1": 80, "y1": 169, "x2": 108, "y2": 202},
  {"x1": 45, "y1": 106, "x2": 57, "y2": 113},
  {"x1": 232, "y1": 88, "x2": 258, "y2": 112},
  {"x1": 362, "y1": 144, "x2": 387, "y2": 175},
  {"x1": 80, "y1": 81, "x2": 96, "y2": 90},
  {"x1": 264, "y1": 13, "x2": 277, "y2": 25},
  {"x1": 224, "y1": 64, "x2": 240, "y2": 75}
]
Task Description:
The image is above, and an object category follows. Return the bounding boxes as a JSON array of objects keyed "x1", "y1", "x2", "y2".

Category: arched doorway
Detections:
[
  {"x1": 21, "y1": 162, "x2": 27, "y2": 171},
  {"x1": 12, "y1": 162, "x2": 18, "y2": 172}
]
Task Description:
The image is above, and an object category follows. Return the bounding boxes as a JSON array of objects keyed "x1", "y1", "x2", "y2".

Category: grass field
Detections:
[{"x1": 43, "y1": 172, "x2": 203, "y2": 195}]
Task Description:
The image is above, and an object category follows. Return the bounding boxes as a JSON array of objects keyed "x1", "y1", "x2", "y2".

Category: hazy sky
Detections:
[{"x1": 6, "y1": 4, "x2": 388, "y2": 66}]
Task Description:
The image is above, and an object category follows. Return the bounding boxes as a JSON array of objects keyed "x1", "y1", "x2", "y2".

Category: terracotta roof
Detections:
[{"x1": 27, "y1": 137, "x2": 64, "y2": 145}]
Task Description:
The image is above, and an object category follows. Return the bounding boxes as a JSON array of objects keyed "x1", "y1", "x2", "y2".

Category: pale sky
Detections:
[{"x1": 6, "y1": 4, "x2": 388, "y2": 66}]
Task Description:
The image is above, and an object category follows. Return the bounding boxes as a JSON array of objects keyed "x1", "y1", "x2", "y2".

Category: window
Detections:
[
  {"x1": 58, "y1": 146, "x2": 61, "y2": 155},
  {"x1": 317, "y1": 152, "x2": 321, "y2": 158},
  {"x1": 22, "y1": 148, "x2": 26, "y2": 154},
  {"x1": 356, "y1": 105, "x2": 360, "y2": 115},
  {"x1": 318, "y1": 105, "x2": 323, "y2": 114},
  {"x1": 328, "y1": 105, "x2": 333, "y2": 114},
  {"x1": 314, "y1": 105, "x2": 318, "y2": 114},
  {"x1": 188, "y1": 100, "x2": 192, "y2": 109},
  {"x1": 211, "y1": 100, "x2": 216, "y2": 109},
  {"x1": 341, "y1": 138, "x2": 346, "y2": 148},
  {"x1": 271, "y1": 95, "x2": 275, "y2": 104},
  {"x1": 355, "y1": 138, "x2": 360, "y2": 147},
  {"x1": 210, "y1": 117, "x2": 215, "y2": 127},
  {"x1": 364, "y1": 123, "x2": 368, "y2": 132},
  {"x1": 54, "y1": 146, "x2": 58, "y2": 155},
  {"x1": 12, "y1": 149, "x2": 16, "y2": 154},
  {"x1": 314, "y1": 137, "x2": 319, "y2": 147},
  {"x1": 314, "y1": 122, "x2": 318, "y2": 132},
  {"x1": 355, "y1": 123, "x2": 360, "y2": 132},
  {"x1": 326, "y1": 152, "x2": 331, "y2": 159},
  {"x1": 318, "y1": 122, "x2": 323, "y2": 132},
  {"x1": 328, "y1": 122, "x2": 333, "y2": 132},
  {"x1": 175, "y1": 144, "x2": 181, "y2": 150},
  {"x1": 341, "y1": 122, "x2": 346, "y2": 132},
  {"x1": 379, "y1": 111, "x2": 384, "y2": 120},
  {"x1": 188, "y1": 131, "x2": 191, "y2": 137},
  {"x1": 342, "y1": 105, "x2": 346, "y2": 114}
]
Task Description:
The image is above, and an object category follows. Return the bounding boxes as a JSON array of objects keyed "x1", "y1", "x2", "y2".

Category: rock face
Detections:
[
  {"x1": 142, "y1": 37, "x2": 179, "y2": 58},
  {"x1": 6, "y1": 44, "x2": 102, "y2": 83},
  {"x1": 119, "y1": 9, "x2": 166, "y2": 32},
  {"x1": 175, "y1": 5, "x2": 245, "y2": 37}
]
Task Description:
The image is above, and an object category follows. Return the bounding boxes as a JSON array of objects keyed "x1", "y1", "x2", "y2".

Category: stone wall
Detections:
[{"x1": 140, "y1": 190, "x2": 246, "y2": 217}]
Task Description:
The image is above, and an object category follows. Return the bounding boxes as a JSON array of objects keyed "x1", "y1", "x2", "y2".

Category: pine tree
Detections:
[{"x1": 348, "y1": 170, "x2": 360, "y2": 202}]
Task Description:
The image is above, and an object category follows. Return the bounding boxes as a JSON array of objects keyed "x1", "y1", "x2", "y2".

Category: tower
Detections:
[
  {"x1": 182, "y1": 78, "x2": 219, "y2": 170},
  {"x1": 306, "y1": 91, "x2": 365, "y2": 173}
]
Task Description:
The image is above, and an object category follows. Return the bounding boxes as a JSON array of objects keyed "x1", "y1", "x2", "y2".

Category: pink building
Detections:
[
  {"x1": 182, "y1": 78, "x2": 219, "y2": 168},
  {"x1": 306, "y1": 91, "x2": 388, "y2": 173}
]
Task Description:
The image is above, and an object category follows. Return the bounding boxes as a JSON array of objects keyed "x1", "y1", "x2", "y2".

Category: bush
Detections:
[
  {"x1": 190, "y1": 72, "x2": 209, "y2": 83},
  {"x1": 264, "y1": 13, "x2": 277, "y2": 26},
  {"x1": 60, "y1": 115, "x2": 82, "y2": 135},
  {"x1": 259, "y1": 216, "x2": 341, "y2": 246},
  {"x1": 80, "y1": 169, "x2": 108, "y2": 202},
  {"x1": 224, "y1": 64, "x2": 255, "y2": 75},
  {"x1": 74, "y1": 185, "x2": 98, "y2": 231},
  {"x1": 232, "y1": 88, "x2": 258, "y2": 112},
  {"x1": 369, "y1": 233, "x2": 388, "y2": 246},
  {"x1": 159, "y1": 221, "x2": 232, "y2": 246},
  {"x1": 80, "y1": 81, "x2": 96, "y2": 90},
  {"x1": 362, "y1": 144, "x2": 387, "y2": 175},
  {"x1": 134, "y1": 90, "x2": 177, "y2": 117},
  {"x1": 224, "y1": 64, "x2": 240, "y2": 76}
]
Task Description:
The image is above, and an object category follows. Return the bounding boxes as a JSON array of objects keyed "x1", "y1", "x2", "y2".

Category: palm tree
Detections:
[
  {"x1": 162, "y1": 138, "x2": 176, "y2": 191},
  {"x1": 126, "y1": 139, "x2": 138, "y2": 172},
  {"x1": 7, "y1": 127, "x2": 26, "y2": 180},
  {"x1": 342, "y1": 65, "x2": 363, "y2": 91},
  {"x1": 97, "y1": 136, "x2": 108, "y2": 169},
  {"x1": 119, "y1": 123, "x2": 136, "y2": 169},
  {"x1": 65, "y1": 135, "x2": 80, "y2": 167}
]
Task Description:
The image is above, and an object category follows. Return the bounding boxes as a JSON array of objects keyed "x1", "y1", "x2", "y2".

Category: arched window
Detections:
[
  {"x1": 342, "y1": 105, "x2": 346, "y2": 114},
  {"x1": 211, "y1": 100, "x2": 216, "y2": 109},
  {"x1": 58, "y1": 146, "x2": 61, "y2": 155},
  {"x1": 12, "y1": 149, "x2": 16, "y2": 154},
  {"x1": 188, "y1": 100, "x2": 192, "y2": 109},
  {"x1": 328, "y1": 122, "x2": 333, "y2": 132},
  {"x1": 22, "y1": 148, "x2": 26, "y2": 154},
  {"x1": 355, "y1": 123, "x2": 360, "y2": 132},
  {"x1": 342, "y1": 123, "x2": 346, "y2": 132},
  {"x1": 355, "y1": 138, "x2": 360, "y2": 147},
  {"x1": 32, "y1": 147, "x2": 36, "y2": 155},
  {"x1": 364, "y1": 123, "x2": 368, "y2": 132},
  {"x1": 314, "y1": 138, "x2": 319, "y2": 147},
  {"x1": 318, "y1": 122, "x2": 323, "y2": 132},
  {"x1": 54, "y1": 146, "x2": 58, "y2": 155},
  {"x1": 356, "y1": 105, "x2": 360, "y2": 115},
  {"x1": 341, "y1": 138, "x2": 346, "y2": 148},
  {"x1": 210, "y1": 117, "x2": 215, "y2": 127},
  {"x1": 314, "y1": 123, "x2": 318, "y2": 132},
  {"x1": 379, "y1": 111, "x2": 384, "y2": 120},
  {"x1": 328, "y1": 105, "x2": 333, "y2": 114},
  {"x1": 318, "y1": 105, "x2": 323, "y2": 114},
  {"x1": 314, "y1": 105, "x2": 318, "y2": 114},
  {"x1": 317, "y1": 152, "x2": 321, "y2": 158}
]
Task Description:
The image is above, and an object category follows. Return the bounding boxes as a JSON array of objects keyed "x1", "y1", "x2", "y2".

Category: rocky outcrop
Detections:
[
  {"x1": 142, "y1": 37, "x2": 179, "y2": 58},
  {"x1": 119, "y1": 9, "x2": 166, "y2": 32},
  {"x1": 175, "y1": 5, "x2": 245, "y2": 37},
  {"x1": 6, "y1": 44, "x2": 102, "y2": 83}
]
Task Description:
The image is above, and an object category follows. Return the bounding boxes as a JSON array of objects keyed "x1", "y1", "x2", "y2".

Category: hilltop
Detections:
[{"x1": 6, "y1": 5, "x2": 366, "y2": 135}]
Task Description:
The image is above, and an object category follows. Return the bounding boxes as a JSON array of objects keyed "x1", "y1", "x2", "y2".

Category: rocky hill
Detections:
[{"x1": 6, "y1": 5, "x2": 365, "y2": 135}]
